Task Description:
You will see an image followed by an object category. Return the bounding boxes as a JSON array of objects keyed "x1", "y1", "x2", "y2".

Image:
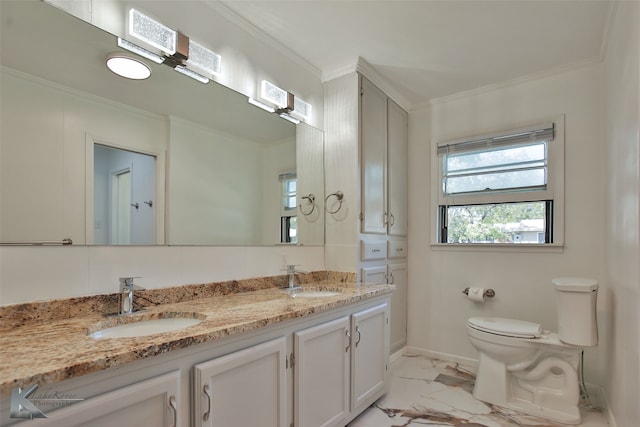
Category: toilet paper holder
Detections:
[{"x1": 463, "y1": 287, "x2": 495, "y2": 298}]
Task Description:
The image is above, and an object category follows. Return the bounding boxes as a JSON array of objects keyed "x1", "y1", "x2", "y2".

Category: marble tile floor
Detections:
[{"x1": 348, "y1": 353, "x2": 608, "y2": 427}]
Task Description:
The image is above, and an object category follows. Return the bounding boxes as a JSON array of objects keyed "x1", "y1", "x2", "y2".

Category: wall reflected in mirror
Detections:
[{"x1": 0, "y1": 0, "x2": 324, "y2": 246}]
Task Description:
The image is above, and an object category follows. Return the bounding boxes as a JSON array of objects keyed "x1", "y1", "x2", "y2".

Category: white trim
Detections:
[
  {"x1": 431, "y1": 243, "x2": 564, "y2": 254},
  {"x1": 403, "y1": 346, "x2": 479, "y2": 369},
  {"x1": 201, "y1": 0, "x2": 321, "y2": 78},
  {"x1": 320, "y1": 57, "x2": 412, "y2": 112},
  {"x1": 429, "y1": 58, "x2": 601, "y2": 107}
]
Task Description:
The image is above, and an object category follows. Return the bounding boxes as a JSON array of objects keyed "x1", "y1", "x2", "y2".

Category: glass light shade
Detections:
[
  {"x1": 106, "y1": 53, "x2": 151, "y2": 80},
  {"x1": 129, "y1": 8, "x2": 176, "y2": 55},
  {"x1": 117, "y1": 38, "x2": 164, "y2": 64},
  {"x1": 279, "y1": 113, "x2": 300, "y2": 124},
  {"x1": 293, "y1": 97, "x2": 312, "y2": 120},
  {"x1": 174, "y1": 65, "x2": 209, "y2": 84},
  {"x1": 248, "y1": 98, "x2": 276, "y2": 113},
  {"x1": 260, "y1": 80, "x2": 288, "y2": 108},
  {"x1": 187, "y1": 40, "x2": 221, "y2": 76}
]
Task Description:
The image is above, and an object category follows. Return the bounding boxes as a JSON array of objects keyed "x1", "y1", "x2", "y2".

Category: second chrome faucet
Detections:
[{"x1": 119, "y1": 277, "x2": 145, "y2": 315}]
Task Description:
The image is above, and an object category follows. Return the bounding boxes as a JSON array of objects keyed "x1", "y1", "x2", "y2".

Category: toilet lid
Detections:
[{"x1": 468, "y1": 317, "x2": 543, "y2": 338}]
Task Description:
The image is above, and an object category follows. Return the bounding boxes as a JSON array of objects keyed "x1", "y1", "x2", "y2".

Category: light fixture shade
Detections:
[
  {"x1": 293, "y1": 97, "x2": 312, "y2": 120},
  {"x1": 105, "y1": 53, "x2": 151, "y2": 80},
  {"x1": 117, "y1": 38, "x2": 164, "y2": 64},
  {"x1": 187, "y1": 40, "x2": 221, "y2": 76},
  {"x1": 248, "y1": 98, "x2": 276, "y2": 113},
  {"x1": 260, "y1": 80, "x2": 289, "y2": 108},
  {"x1": 129, "y1": 8, "x2": 176, "y2": 55},
  {"x1": 174, "y1": 65, "x2": 210, "y2": 84}
]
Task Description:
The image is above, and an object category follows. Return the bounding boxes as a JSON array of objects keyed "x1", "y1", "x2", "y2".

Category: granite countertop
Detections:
[{"x1": 0, "y1": 277, "x2": 393, "y2": 397}]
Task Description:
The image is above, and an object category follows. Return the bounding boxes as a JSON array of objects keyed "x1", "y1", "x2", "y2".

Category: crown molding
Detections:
[
  {"x1": 201, "y1": 0, "x2": 322, "y2": 79},
  {"x1": 429, "y1": 56, "x2": 602, "y2": 106}
]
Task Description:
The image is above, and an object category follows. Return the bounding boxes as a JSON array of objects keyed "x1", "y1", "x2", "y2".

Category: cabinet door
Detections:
[
  {"x1": 387, "y1": 99, "x2": 408, "y2": 237},
  {"x1": 360, "y1": 76, "x2": 387, "y2": 234},
  {"x1": 295, "y1": 316, "x2": 350, "y2": 427},
  {"x1": 193, "y1": 337, "x2": 287, "y2": 427},
  {"x1": 388, "y1": 262, "x2": 408, "y2": 353},
  {"x1": 351, "y1": 303, "x2": 389, "y2": 411},
  {"x1": 13, "y1": 371, "x2": 181, "y2": 427}
]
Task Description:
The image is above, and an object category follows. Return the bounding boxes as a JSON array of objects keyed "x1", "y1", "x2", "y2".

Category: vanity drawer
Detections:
[
  {"x1": 360, "y1": 240, "x2": 387, "y2": 261},
  {"x1": 387, "y1": 240, "x2": 408, "y2": 259}
]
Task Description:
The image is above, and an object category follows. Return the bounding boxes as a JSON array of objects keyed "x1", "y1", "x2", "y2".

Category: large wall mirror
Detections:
[{"x1": 0, "y1": 0, "x2": 325, "y2": 246}]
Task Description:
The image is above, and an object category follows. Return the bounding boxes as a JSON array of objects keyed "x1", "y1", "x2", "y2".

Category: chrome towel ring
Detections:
[
  {"x1": 325, "y1": 191, "x2": 344, "y2": 214},
  {"x1": 299, "y1": 194, "x2": 316, "y2": 216}
]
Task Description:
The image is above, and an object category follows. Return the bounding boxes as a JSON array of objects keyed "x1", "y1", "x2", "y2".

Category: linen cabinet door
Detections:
[
  {"x1": 360, "y1": 76, "x2": 388, "y2": 235},
  {"x1": 294, "y1": 316, "x2": 351, "y2": 427},
  {"x1": 386, "y1": 98, "x2": 408, "y2": 237},
  {"x1": 193, "y1": 337, "x2": 287, "y2": 427}
]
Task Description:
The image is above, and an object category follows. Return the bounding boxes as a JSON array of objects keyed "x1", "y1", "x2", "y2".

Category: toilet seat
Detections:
[{"x1": 468, "y1": 317, "x2": 543, "y2": 338}]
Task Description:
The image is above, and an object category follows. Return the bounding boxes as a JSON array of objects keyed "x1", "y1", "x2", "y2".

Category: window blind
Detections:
[{"x1": 437, "y1": 123, "x2": 554, "y2": 156}]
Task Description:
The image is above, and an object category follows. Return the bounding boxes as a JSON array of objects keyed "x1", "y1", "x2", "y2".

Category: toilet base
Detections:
[{"x1": 473, "y1": 355, "x2": 582, "y2": 424}]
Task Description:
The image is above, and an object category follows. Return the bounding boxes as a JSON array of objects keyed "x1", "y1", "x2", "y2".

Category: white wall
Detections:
[
  {"x1": 168, "y1": 117, "x2": 270, "y2": 245},
  {"x1": 407, "y1": 64, "x2": 608, "y2": 387},
  {"x1": 602, "y1": 1, "x2": 640, "y2": 425}
]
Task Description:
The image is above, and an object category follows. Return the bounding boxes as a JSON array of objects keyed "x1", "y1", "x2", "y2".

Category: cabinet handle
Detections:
[
  {"x1": 168, "y1": 395, "x2": 177, "y2": 427},
  {"x1": 388, "y1": 272, "x2": 395, "y2": 285},
  {"x1": 203, "y1": 384, "x2": 212, "y2": 422},
  {"x1": 345, "y1": 330, "x2": 351, "y2": 352},
  {"x1": 383, "y1": 212, "x2": 388, "y2": 226},
  {"x1": 355, "y1": 326, "x2": 361, "y2": 347},
  {"x1": 389, "y1": 213, "x2": 395, "y2": 227}
]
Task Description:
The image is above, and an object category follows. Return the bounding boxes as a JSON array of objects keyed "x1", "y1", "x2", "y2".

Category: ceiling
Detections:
[{"x1": 216, "y1": 0, "x2": 614, "y2": 107}]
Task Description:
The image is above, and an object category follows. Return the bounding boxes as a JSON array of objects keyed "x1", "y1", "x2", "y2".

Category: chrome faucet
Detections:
[
  {"x1": 119, "y1": 277, "x2": 144, "y2": 315},
  {"x1": 285, "y1": 265, "x2": 307, "y2": 290}
]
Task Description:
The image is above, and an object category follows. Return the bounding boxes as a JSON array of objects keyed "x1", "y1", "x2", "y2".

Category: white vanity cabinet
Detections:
[
  {"x1": 13, "y1": 371, "x2": 181, "y2": 427},
  {"x1": 294, "y1": 303, "x2": 389, "y2": 427},
  {"x1": 192, "y1": 337, "x2": 288, "y2": 427}
]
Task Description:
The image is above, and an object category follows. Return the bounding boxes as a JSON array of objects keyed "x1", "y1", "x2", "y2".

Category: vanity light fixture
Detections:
[
  {"x1": 125, "y1": 8, "x2": 222, "y2": 84},
  {"x1": 279, "y1": 113, "x2": 300, "y2": 124},
  {"x1": 248, "y1": 98, "x2": 276, "y2": 113},
  {"x1": 117, "y1": 37, "x2": 164, "y2": 64},
  {"x1": 260, "y1": 80, "x2": 291, "y2": 110},
  {"x1": 174, "y1": 65, "x2": 210, "y2": 84},
  {"x1": 129, "y1": 8, "x2": 176, "y2": 55},
  {"x1": 292, "y1": 97, "x2": 312, "y2": 121},
  {"x1": 187, "y1": 39, "x2": 222, "y2": 76},
  {"x1": 105, "y1": 52, "x2": 152, "y2": 80}
]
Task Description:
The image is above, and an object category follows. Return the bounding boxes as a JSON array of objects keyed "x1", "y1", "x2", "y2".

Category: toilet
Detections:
[{"x1": 466, "y1": 277, "x2": 598, "y2": 424}]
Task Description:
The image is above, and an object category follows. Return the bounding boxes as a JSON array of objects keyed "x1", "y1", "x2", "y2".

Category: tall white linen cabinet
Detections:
[{"x1": 325, "y1": 72, "x2": 409, "y2": 354}]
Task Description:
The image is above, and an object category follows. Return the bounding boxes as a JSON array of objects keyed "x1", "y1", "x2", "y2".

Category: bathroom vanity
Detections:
[{"x1": 0, "y1": 279, "x2": 392, "y2": 426}]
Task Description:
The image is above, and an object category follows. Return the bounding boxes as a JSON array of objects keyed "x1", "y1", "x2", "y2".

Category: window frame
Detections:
[{"x1": 431, "y1": 115, "x2": 565, "y2": 250}]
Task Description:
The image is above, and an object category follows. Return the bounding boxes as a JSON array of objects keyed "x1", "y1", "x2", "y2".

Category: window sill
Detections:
[{"x1": 430, "y1": 243, "x2": 564, "y2": 254}]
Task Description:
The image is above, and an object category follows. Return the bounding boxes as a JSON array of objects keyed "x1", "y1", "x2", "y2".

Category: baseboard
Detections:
[
  {"x1": 402, "y1": 346, "x2": 479, "y2": 369},
  {"x1": 594, "y1": 384, "x2": 617, "y2": 427},
  {"x1": 390, "y1": 346, "x2": 407, "y2": 363}
]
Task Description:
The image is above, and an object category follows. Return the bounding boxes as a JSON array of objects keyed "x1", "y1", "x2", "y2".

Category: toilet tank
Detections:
[{"x1": 553, "y1": 277, "x2": 599, "y2": 346}]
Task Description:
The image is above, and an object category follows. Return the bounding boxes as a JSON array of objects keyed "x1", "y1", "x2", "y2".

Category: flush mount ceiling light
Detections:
[{"x1": 105, "y1": 52, "x2": 152, "y2": 80}]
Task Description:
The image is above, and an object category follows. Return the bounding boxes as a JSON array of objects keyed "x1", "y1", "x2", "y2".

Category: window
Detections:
[
  {"x1": 279, "y1": 172, "x2": 297, "y2": 244},
  {"x1": 434, "y1": 118, "x2": 564, "y2": 245}
]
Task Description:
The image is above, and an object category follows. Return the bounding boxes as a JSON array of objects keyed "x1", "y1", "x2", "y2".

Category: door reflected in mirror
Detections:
[{"x1": 94, "y1": 144, "x2": 157, "y2": 245}]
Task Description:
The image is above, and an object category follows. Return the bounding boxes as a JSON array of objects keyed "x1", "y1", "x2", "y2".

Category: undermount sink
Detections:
[
  {"x1": 289, "y1": 290, "x2": 342, "y2": 298},
  {"x1": 90, "y1": 315, "x2": 202, "y2": 339}
]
